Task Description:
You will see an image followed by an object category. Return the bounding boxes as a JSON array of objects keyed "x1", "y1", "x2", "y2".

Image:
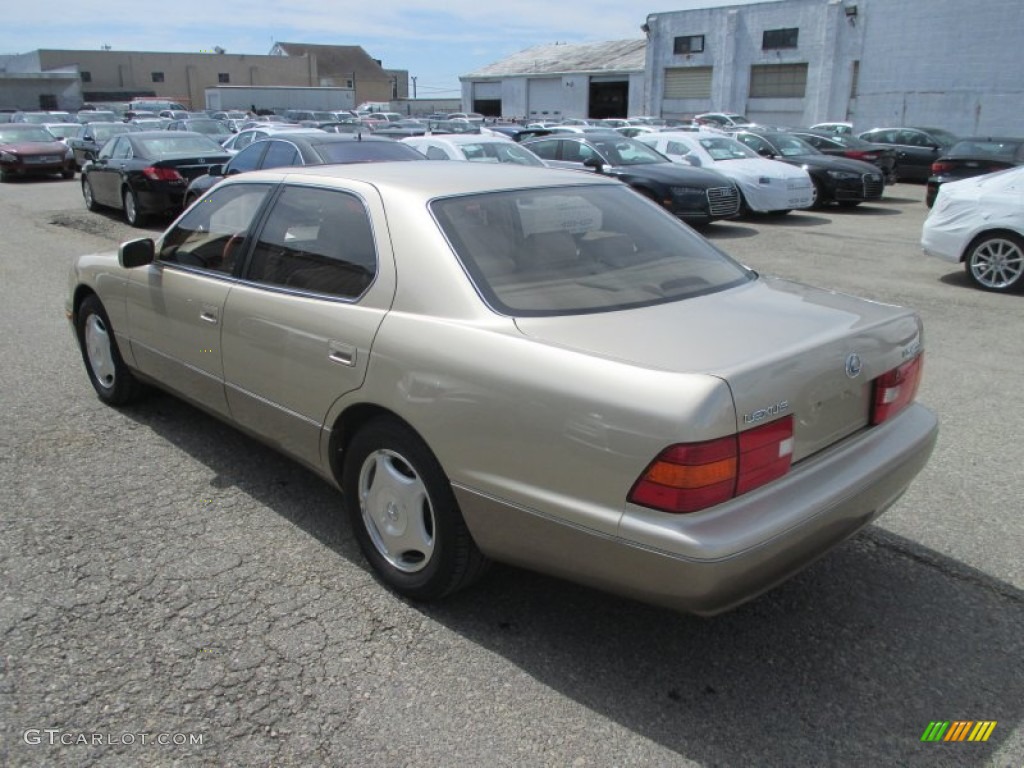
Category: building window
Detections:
[
  {"x1": 151, "y1": 72, "x2": 165, "y2": 83},
  {"x1": 80, "y1": 71, "x2": 92, "y2": 83},
  {"x1": 218, "y1": 73, "x2": 230, "y2": 83},
  {"x1": 749, "y1": 63, "x2": 808, "y2": 98},
  {"x1": 850, "y1": 60, "x2": 860, "y2": 98},
  {"x1": 673, "y1": 35, "x2": 705, "y2": 55},
  {"x1": 762, "y1": 28, "x2": 799, "y2": 50}
]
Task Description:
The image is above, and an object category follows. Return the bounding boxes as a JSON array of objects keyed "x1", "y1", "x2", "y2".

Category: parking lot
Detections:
[{"x1": 1, "y1": 177, "x2": 1022, "y2": 767}]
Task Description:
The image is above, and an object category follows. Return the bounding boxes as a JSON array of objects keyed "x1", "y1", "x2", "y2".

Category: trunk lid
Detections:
[{"x1": 514, "y1": 276, "x2": 923, "y2": 462}]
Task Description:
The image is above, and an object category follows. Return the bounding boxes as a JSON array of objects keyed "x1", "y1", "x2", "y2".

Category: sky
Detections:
[{"x1": 0, "y1": 0, "x2": 772, "y2": 98}]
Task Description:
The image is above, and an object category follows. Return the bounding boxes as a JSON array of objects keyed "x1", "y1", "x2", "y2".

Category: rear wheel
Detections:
[
  {"x1": 342, "y1": 417, "x2": 489, "y2": 600},
  {"x1": 123, "y1": 186, "x2": 146, "y2": 227},
  {"x1": 965, "y1": 233, "x2": 1024, "y2": 293},
  {"x1": 76, "y1": 295, "x2": 144, "y2": 405},
  {"x1": 61, "y1": 169, "x2": 75, "y2": 180},
  {"x1": 82, "y1": 179, "x2": 98, "y2": 211}
]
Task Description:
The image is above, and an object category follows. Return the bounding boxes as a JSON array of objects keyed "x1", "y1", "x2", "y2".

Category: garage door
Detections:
[
  {"x1": 527, "y1": 79, "x2": 564, "y2": 121},
  {"x1": 473, "y1": 82, "x2": 501, "y2": 100},
  {"x1": 663, "y1": 67, "x2": 713, "y2": 99}
]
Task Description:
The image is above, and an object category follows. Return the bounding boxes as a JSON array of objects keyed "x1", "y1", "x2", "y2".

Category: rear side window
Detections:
[{"x1": 245, "y1": 186, "x2": 377, "y2": 299}]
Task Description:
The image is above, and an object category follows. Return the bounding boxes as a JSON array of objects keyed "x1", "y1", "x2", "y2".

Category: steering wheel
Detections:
[{"x1": 220, "y1": 232, "x2": 245, "y2": 270}]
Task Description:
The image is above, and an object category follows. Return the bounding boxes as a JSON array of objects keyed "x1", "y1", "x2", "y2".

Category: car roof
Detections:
[
  {"x1": 238, "y1": 160, "x2": 618, "y2": 198},
  {"x1": 409, "y1": 134, "x2": 510, "y2": 145}
]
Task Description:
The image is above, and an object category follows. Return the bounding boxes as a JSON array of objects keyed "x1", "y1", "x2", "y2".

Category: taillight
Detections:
[
  {"x1": 931, "y1": 161, "x2": 953, "y2": 174},
  {"x1": 629, "y1": 416, "x2": 794, "y2": 514},
  {"x1": 142, "y1": 166, "x2": 184, "y2": 182},
  {"x1": 845, "y1": 150, "x2": 877, "y2": 161},
  {"x1": 871, "y1": 354, "x2": 923, "y2": 425}
]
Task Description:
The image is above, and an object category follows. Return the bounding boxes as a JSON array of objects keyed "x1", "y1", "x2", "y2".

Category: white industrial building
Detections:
[
  {"x1": 642, "y1": 0, "x2": 1024, "y2": 134},
  {"x1": 460, "y1": 40, "x2": 647, "y2": 121}
]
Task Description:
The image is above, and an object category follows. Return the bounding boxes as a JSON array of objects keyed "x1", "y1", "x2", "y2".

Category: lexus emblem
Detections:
[{"x1": 845, "y1": 353, "x2": 863, "y2": 379}]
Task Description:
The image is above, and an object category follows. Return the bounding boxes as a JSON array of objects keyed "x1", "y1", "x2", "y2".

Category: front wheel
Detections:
[
  {"x1": 76, "y1": 295, "x2": 144, "y2": 405},
  {"x1": 965, "y1": 233, "x2": 1024, "y2": 293},
  {"x1": 123, "y1": 186, "x2": 146, "y2": 227},
  {"x1": 810, "y1": 179, "x2": 826, "y2": 209},
  {"x1": 342, "y1": 418, "x2": 488, "y2": 600}
]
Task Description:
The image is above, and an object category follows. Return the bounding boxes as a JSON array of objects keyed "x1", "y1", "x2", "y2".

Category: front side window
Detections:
[
  {"x1": 158, "y1": 183, "x2": 272, "y2": 274},
  {"x1": 432, "y1": 185, "x2": 751, "y2": 316},
  {"x1": 524, "y1": 139, "x2": 561, "y2": 161},
  {"x1": 227, "y1": 142, "x2": 267, "y2": 174},
  {"x1": 261, "y1": 141, "x2": 301, "y2": 169},
  {"x1": 245, "y1": 186, "x2": 377, "y2": 299}
]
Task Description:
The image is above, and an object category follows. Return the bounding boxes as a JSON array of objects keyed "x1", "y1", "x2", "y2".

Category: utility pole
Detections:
[{"x1": 411, "y1": 76, "x2": 417, "y2": 99}]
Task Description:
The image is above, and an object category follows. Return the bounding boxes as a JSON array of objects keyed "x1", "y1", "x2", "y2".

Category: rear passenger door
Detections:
[{"x1": 221, "y1": 183, "x2": 395, "y2": 470}]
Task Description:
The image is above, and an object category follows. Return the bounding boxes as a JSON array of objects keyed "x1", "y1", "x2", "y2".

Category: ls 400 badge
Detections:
[{"x1": 743, "y1": 400, "x2": 789, "y2": 424}]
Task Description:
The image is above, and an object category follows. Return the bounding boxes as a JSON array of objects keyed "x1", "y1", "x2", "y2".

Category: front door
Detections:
[{"x1": 125, "y1": 182, "x2": 274, "y2": 416}]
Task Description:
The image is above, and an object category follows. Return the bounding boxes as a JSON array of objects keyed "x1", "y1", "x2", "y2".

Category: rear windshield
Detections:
[
  {"x1": 313, "y1": 141, "x2": 425, "y2": 163},
  {"x1": 136, "y1": 135, "x2": 227, "y2": 156},
  {"x1": 0, "y1": 126, "x2": 57, "y2": 143},
  {"x1": 947, "y1": 139, "x2": 1021, "y2": 159},
  {"x1": 432, "y1": 185, "x2": 752, "y2": 316}
]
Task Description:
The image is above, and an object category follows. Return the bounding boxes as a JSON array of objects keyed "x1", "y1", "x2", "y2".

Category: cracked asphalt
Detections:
[{"x1": 1, "y1": 177, "x2": 1021, "y2": 767}]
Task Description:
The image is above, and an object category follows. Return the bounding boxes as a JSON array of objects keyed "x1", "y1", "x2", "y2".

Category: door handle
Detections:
[
  {"x1": 328, "y1": 341, "x2": 356, "y2": 366},
  {"x1": 200, "y1": 304, "x2": 219, "y2": 324}
]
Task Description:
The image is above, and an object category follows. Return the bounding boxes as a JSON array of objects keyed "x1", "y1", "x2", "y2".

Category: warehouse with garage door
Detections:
[
  {"x1": 642, "y1": 0, "x2": 1024, "y2": 134},
  {"x1": 459, "y1": 40, "x2": 646, "y2": 121}
]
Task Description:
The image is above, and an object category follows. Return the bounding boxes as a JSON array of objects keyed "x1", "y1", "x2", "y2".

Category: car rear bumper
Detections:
[{"x1": 456, "y1": 402, "x2": 937, "y2": 615}]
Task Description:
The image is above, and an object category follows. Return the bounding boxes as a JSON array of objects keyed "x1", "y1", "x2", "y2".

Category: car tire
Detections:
[
  {"x1": 964, "y1": 232, "x2": 1024, "y2": 293},
  {"x1": 767, "y1": 209, "x2": 792, "y2": 216},
  {"x1": 342, "y1": 417, "x2": 489, "y2": 601},
  {"x1": 123, "y1": 186, "x2": 146, "y2": 227},
  {"x1": 61, "y1": 169, "x2": 75, "y2": 180},
  {"x1": 75, "y1": 294, "x2": 144, "y2": 406},
  {"x1": 82, "y1": 179, "x2": 98, "y2": 211},
  {"x1": 810, "y1": 180, "x2": 826, "y2": 209}
]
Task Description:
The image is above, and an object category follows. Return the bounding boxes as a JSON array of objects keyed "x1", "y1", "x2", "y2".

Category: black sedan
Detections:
[
  {"x1": 183, "y1": 132, "x2": 425, "y2": 205},
  {"x1": 0, "y1": 124, "x2": 76, "y2": 181},
  {"x1": 67, "y1": 122, "x2": 141, "y2": 169},
  {"x1": 925, "y1": 137, "x2": 1024, "y2": 207},
  {"x1": 520, "y1": 132, "x2": 741, "y2": 225},
  {"x1": 857, "y1": 127, "x2": 958, "y2": 182},
  {"x1": 788, "y1": 130, "x2": 898, "y2": 184},
  {"x1": 81, "y1": 131, "x2": 231, "y2": 226},
  {"x1": 731, "y1": 129, "x2": 884, "y2": 208}
]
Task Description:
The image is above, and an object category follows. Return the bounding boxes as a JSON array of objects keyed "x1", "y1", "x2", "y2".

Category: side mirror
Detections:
[
  {"x1": 119, "y1": 238, "x2": 155, "y2": 269},
  {"x1": 583, "y1": 157, "x2": 605, "y2": 172},
  {"x1": 756, "y1": 147, "x2": 774, "y2": 158}
]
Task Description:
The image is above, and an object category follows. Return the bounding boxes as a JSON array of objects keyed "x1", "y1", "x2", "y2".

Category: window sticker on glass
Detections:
[{"x1": 516, "y1": 195, "x2": 602, "y2": 237}]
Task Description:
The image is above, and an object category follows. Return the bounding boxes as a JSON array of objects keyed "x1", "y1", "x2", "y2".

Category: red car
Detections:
[{"x1": 0, "y1": 124, "x2": 76, "y2": 181}]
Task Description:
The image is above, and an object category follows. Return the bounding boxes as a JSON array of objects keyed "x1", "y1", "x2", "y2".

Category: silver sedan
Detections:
[{"x1": 66, "y1": 162, "x2": 938, "y2": 615}]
